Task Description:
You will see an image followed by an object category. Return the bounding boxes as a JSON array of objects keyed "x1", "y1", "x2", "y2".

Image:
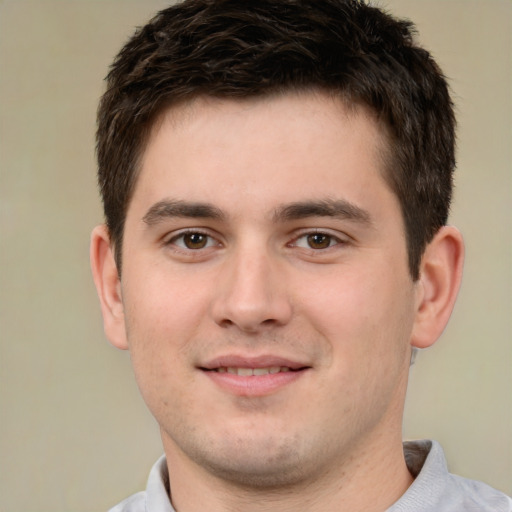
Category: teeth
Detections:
[{"x1": 216, "y1": 366, "x2": 292, "y2": 376}]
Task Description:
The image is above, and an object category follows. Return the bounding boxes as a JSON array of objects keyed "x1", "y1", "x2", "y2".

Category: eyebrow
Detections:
[
  {"x1": 142, "y1": 199, "x2": 225, "y2": 225},
  {"x1": 272, "y1": 199, "x2": 372, "y2": 225},
  {"x1": 142, "y1": 198, "x2": 372, "y2": 227}
]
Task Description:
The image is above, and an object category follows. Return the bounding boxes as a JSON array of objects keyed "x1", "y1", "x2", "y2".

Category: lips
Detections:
[{"x1": 199, "y1": 355, "x2": 310, "y2": 396}]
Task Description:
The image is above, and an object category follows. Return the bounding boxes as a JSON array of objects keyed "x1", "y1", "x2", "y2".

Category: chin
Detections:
[
  {"x1": 202, "y1": 454, "x2": 307, "y2": 490},
  {"x1": 185, "y1": 431, "x2": 315, "y2": 489}
]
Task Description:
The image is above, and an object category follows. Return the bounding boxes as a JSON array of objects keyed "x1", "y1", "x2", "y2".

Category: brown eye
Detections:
[
  {"x1": 167, "y1": 230, "x2": 220, "y2": 254},
  {"x1": 307, "y1": 233, "x2": 332, "y2": 249},
  {"x1": 183, "y1": 232, "x2": 208, "y2": 249}
]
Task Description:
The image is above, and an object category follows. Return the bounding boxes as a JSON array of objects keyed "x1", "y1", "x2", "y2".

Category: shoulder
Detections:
[
  {"x1": 390, "y1": 440, "x2": 512, "y2": 512},
  {"x1": 445, "y1": 473, "x2": 512, "y2": 511}
]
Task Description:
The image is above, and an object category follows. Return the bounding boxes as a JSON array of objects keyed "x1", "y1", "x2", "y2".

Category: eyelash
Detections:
[
  {"x1": 289, "y1": 230, "x2": 347, "y2": 251},
  {"x1": 165, "y1": 229, "x2": 347, "y2": 254},
  {"x1": 165, "y1": 229, "x2": 221, "y2": 252}
]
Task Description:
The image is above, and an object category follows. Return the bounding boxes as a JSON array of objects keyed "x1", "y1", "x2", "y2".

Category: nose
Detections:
[{"x1": 211, "y1": 245, "x2": 293, "y2": 333}]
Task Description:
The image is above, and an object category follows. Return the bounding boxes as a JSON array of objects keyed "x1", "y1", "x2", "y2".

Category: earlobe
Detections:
[
  {"x1": 411, "y1": 226, "x2": 465, "y2": 349},
  {"x1": 90, "y1": 225, "x2": 129, "y2": 350}
]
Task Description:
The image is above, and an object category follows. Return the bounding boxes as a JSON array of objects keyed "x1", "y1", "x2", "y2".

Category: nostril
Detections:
[
  {"x1": 218, "y1": 318, "x2": 234, "y2": 328},
  {"x1": 217, "y1": 316, "x2": 278, "y2": 334}
]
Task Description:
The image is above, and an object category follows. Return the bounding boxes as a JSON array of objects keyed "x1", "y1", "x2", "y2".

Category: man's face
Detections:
[{"x1": 117, "y1": 93, "x2": 420, "y2": 487}]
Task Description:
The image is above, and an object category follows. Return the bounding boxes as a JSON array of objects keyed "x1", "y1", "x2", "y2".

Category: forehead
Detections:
[
  {"x1": 152, "y1": 91, "x2": 387, "y2": 144},
  {"x1": 132, "y1": 92, "x2": 394, "y2": 216}
]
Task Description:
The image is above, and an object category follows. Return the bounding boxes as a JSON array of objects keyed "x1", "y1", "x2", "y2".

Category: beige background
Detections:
[{"x1": 0, "y1": 1, "x2": 510, "y2": 510}]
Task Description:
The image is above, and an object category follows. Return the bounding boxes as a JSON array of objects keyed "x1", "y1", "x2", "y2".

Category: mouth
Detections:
[{"x1": 199, "y1": 356, "x2": 311, "y2": 396}]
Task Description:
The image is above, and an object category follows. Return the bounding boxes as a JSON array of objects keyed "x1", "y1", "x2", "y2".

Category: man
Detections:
[{"x1": 90, "y1": 0, "x2": 512, "y2": 510}]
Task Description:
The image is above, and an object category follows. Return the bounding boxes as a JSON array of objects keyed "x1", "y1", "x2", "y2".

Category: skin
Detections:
[{"x1": 91, "y1": 92, "x2": 464, "y2": 511}]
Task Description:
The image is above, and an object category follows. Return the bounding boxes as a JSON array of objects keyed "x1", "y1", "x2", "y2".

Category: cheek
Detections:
[
  {"x1": 304, "y1": 271, "x2": 414, "y2": 426},
  {"x1": 123, "y1": 264, "x2": 210, "y2": 342},
  {"x1": 301, "y1": 266, "x2": 415, "y2": 366},
  {"x1": 120, "y1": 269, "x2": 211, "y2": 399},
  {"x1": 301, "y1": 270, "x2": 378, "y2": 333},
  {"x1": 124, "y1": 303, "x2": 199, "y2": 427}
]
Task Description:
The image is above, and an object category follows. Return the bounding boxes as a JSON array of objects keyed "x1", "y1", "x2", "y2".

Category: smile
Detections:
[
  {"x1": 199, "y1": 354, "x2": 311, "y2": 396},
  {"x1": 201, "y1": 360, "x2": 309, "y2": 397}
]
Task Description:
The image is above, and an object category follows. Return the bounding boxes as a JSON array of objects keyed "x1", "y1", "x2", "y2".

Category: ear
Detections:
[
  {"x1": 411, "y1": 226, "x2": 465, "y2": 349},
  {"x1": 90, "y1": 225, "x2": 128, "y2": 350}
]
